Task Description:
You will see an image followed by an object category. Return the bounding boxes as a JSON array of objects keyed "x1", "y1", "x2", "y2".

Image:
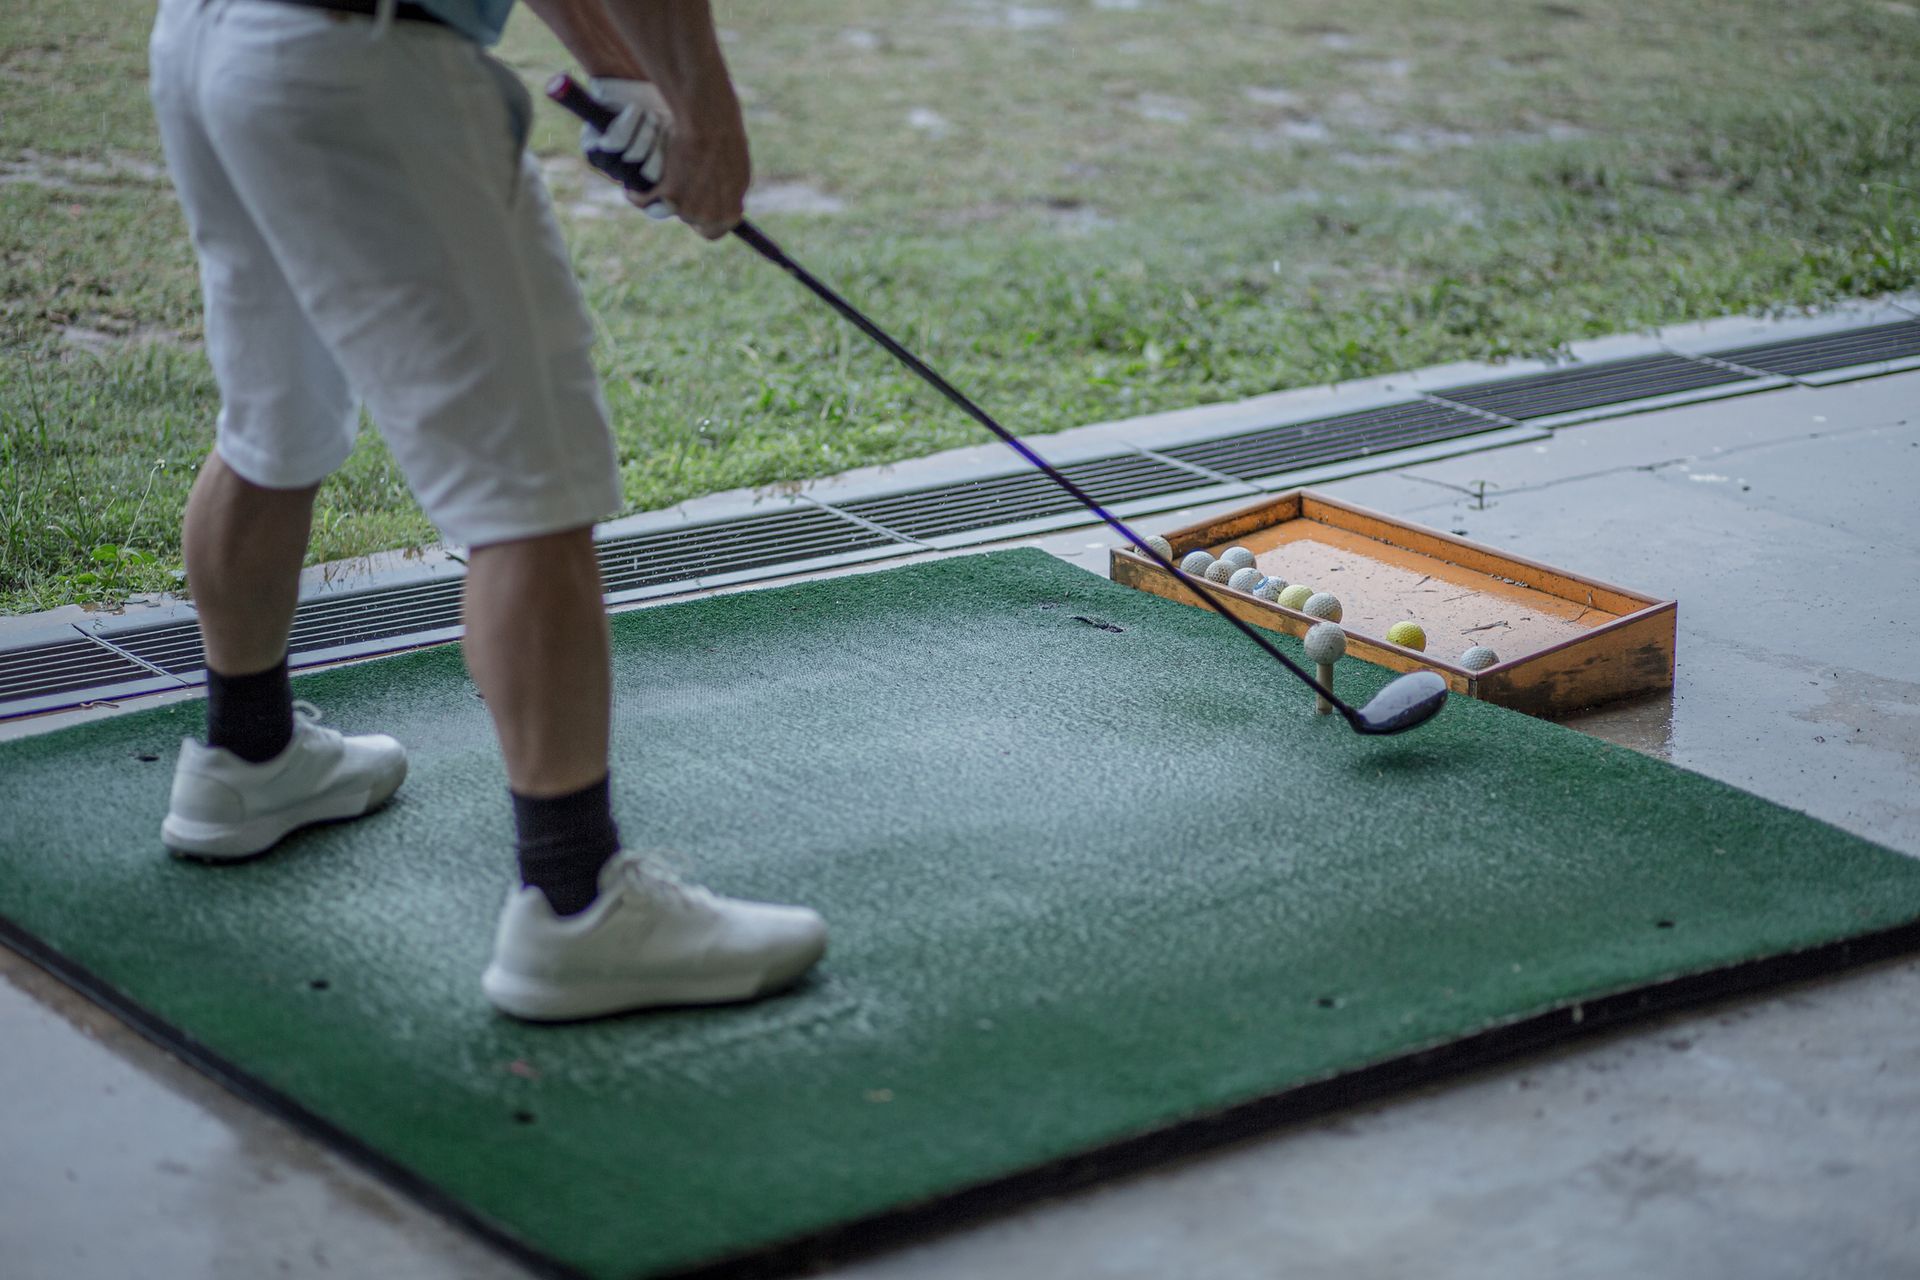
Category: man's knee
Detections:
[{"x1": 468, "y1": 524, "x2": 597, "y2": 564}]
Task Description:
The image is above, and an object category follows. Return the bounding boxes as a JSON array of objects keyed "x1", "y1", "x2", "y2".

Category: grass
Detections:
[{"x1": 2, "y1": 0, "x2": 1916, "y2": 611}]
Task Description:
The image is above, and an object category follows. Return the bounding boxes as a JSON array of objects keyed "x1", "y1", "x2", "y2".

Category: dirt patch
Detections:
[
  {"x1": 1243, "y1": 86, "x2": 1301, "y2": 109},
  {"x1": 1385, "y1": 127, "x2": 1481, "y2": 152},
  {"x1": 747, "y1": 181, "x2": 847, "y2": 216},
  {"x1": 59, "y1": 322, "x2": 198, "y2": 358},
  {"x1": 1, "y1": 149, "x2": 168, "y2": 193},
  {"x1": 907, "y1": 107, "x2": 952, "y2": 138},
  {"x1": 1132, "y1": 94, "x2": 1194, "y2": 125},
  {"x1": 938, "y1": 198, "x2": 1114, "y2": 233},
  {"x1": 951, "y1": 2, "x2": 1066, "y2": 30}
]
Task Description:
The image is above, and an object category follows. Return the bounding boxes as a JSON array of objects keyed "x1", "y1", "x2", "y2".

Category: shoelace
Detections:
[
  {"x1": 291, "y1": 700, "x2": 323, "y2": 726},
  {"x1": 618, "y1": 851, "x2": 707, "y2": 909}
]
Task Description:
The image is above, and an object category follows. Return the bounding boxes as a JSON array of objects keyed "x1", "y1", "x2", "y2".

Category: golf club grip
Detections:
[{"x1": 546, "y1": 73, "x2": 618, "y2": 132}]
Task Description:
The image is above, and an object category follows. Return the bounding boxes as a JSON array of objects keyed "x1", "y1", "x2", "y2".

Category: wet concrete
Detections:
[
  {"x1": 4, "y1": 367, "x2": 1919, "y2": 1278},
  {"x1": 1325, "y1": 374, "x2": 1920, "y2": 852},
  {"x1": 0, "y1": 952, "x2": 525, "y2": 1280}
]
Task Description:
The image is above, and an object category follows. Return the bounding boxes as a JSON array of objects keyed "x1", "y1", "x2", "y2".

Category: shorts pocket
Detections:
[{"x1": 479, "y1": 52, "x2": 534, "y2": 203}]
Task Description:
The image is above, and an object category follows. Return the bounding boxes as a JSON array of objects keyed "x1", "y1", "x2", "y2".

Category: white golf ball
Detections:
[
  {"x1": 1206, "y1": 558, "x2": 1238, "y2": 583},
  {"x1": 1145, "y1": 535, "x2": 1174, "y2": 560},
  {"x1": 1303, "y1": 591, "x2": 1343, "y2": 622},
  {"x1": 1220, "y1": 546, "x2": 1257, "y2": 570},
  {"x1": 1227, "y1": 566, "x2": 1265, "y2": 592},
  {"x1": 1179, "y1": 550, "x2": 1215, "y2": 576},
  {"x1": 1303, "y1": 622, "x2": 1348, "y2": 665},
  {"x1": 1461, "y1": 645, "x2": 1500, "y2": 671},
  {"x1": 1252, "y1": 577, "x2": 1285, "y2": 602}
]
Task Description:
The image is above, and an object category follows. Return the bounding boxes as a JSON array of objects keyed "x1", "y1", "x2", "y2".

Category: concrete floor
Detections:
[{"x1": 3, "y1": 369, "x2": 1917, "y2": 1279}]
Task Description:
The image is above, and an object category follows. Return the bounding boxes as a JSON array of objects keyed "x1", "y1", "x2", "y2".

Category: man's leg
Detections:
[
  {"x1": 162, "y1": 452, "x2": 407, "y2": 858},
  {"x1": 470, "y1": 527, "x2": 828, "y2": 1021},
  {"x1": 184, "y1": 453, "x2": 315, "y2": 761},
  {"x1": 462, "y1": 527, "x2": 610, "y2": 797},
  {"x1": 463, "y1": 528, "x2": 621, "y2": 917}
]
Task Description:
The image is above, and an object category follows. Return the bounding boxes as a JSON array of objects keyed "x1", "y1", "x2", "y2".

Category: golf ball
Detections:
[
  {"x1": 1276, "y1": 583, "x2": 1314, "y2": 611},
  {"x1": 1303, "y1": 622, "x2": 1348, "y2": 665},
  {"x1": 1227, "y1": 566, "x2": 1265, "y2": 592},
  {"x1": 1460, "y1": 645, "x2": 1500, "y2": 671},
  {"x1": 1179, "y1": 550, "x2": 1215, "y2": 576},
  {"x1": 1385, "y1": 621, "x2": 1427, "y2": 651},
  {"x1": 1252, "y1": 577, "x2": 1285, "y2": 602},
  {"x1": 1303, "y1": 592, "x2": 1343, "y2": 622},
  {"x1": 1206, "y1": 558, "x2": 1238, "y2": 583},
  {"x1": 1145, "y1": 535, "x2": 1174, "y2": 560},
  {"x1": 1220, "y1": 546, "x2": 1257, "y2": 570}
]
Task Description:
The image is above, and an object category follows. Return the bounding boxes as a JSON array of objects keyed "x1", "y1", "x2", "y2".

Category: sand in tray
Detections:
[{"x1": 1221, "y1": 526, "x2": 1618, "y2": 658}]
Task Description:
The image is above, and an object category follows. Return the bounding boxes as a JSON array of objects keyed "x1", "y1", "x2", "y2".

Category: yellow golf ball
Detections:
[
  {"x1": 1276, "y1": 584, "x2": 1314, "y2": 611},
  {"x1": 1386, "y1": 620, "x2": 1427, "y2": 651}
]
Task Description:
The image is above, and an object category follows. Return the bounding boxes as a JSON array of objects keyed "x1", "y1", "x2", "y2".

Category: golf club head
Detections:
[{"x1": 1349, "y1": 670, "x2": 1449, "y2": 735}]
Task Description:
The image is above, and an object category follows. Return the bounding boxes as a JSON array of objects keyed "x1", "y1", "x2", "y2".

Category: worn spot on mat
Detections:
[
  {"x1": 308, "y1": 978, "x2": 330, "y2": 991},
  {"x1": 1071, "y1": 615, "x2": 1126, "y2": 633},
  {"x1": 542, "y1": 987, "x2": 874, "y2": 1086}
]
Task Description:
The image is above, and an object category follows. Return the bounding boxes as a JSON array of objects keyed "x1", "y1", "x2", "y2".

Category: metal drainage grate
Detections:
[
  {"x1": 88, "y1": 507, "x2": 901, "y2": 682},
  {"x1": 596, "y1": 505, "x2": 897, "y2": 594},
  {"x1": 0, "y1": 638, "x2": 151, "y2": 703},
  {"x1": 1431, "y1": 354, "x2": 1753, "y2": 422},
  {"x1": 1159, "y1": 401, "x2": 1502, "y2": 481},
  {"x1": 107, "y1": 580, "x2": 472, "y2": 679},
  {"x1": 836, "y1": 453, "x2": 1206, "y2": 542},
  {"x1": 1707, "y1": 320, "x2": 1920, "y2": 378}
]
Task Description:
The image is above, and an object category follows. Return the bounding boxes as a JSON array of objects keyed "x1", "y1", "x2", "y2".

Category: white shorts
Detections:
[{"x1": 148, "y1": 0, "x2": 623, "y2": 547}]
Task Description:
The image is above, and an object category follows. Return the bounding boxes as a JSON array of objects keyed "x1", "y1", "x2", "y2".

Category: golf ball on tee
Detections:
[
  {"x1": 1206, "y1": 558, "x2": 1238, "y2": 584},
  {"x1": 1303, "y1": 592, "x2": 1343, "y2": 622},
  {"x1": 1385, "y1": 621, "x2": 1427, "y2": 651},
  {"x1": 1461, "y1": 645, "x2": 1500, "y2": 671},
  {"x1": 1179, "y1": 550, "x2": 1215, "y2": 576},
  {"x1": 1145, "y1": 535, "x2": 1174, "y2": 560},
  {"x1": 1276, "y1": 584, "x2": 1314, "y2": 611},
  {"x1": 1220, "y1": 546, "x2": 1257, "y2": 571},
  {"x1": 1252, "y1": 577, "x2": 1285, "y2": 602},
  {"x1": 1227, "y1": 566, "x2": 1264, "y2": 592},
  {"x1": 1303, "y1": 622, "x2": 1347, "y2": 665}
]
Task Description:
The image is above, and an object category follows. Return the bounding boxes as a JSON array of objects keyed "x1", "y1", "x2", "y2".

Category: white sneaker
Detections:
[
  {"x1": 161, "y1": 701, "x2": 408, "y2": 860},
  {"x1": 481, "y1": 851, "x2": 829, "y2": 1022}
]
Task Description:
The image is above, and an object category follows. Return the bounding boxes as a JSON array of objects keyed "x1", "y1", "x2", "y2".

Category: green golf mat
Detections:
[{"x1": 4, "y1": 548, "x2": 1920, "y2": 1279}]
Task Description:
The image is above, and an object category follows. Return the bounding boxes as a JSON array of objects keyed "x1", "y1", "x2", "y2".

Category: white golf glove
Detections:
[{"x1": 581, "y1": 77, "x2": 677, "y2": 221}]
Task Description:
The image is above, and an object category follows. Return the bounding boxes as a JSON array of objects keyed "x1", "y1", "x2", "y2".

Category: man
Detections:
[{"x1": 148, "y1": 0, "x2": 827, "y2": 1020}]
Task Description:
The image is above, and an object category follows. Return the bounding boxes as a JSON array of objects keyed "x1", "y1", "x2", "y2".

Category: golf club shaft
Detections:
[{"x1": 546, "y1": 74, "x2": 1357, "y2": 723}]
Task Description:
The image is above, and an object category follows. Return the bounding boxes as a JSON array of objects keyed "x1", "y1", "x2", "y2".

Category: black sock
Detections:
[
  {"x1": 513, "y1": 775, "x2": 621, "y2": 917},
  {"x1": 205, "y1": 657, "x2": 294, "y2": 763}
]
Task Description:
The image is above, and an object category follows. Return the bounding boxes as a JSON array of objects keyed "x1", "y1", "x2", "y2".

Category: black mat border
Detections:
[{"x1": 7, "y1": 908, "x2": 1920, "y2": 1280}]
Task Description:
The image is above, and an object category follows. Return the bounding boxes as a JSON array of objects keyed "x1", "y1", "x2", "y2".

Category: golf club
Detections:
[{"x1": 547, "y1": 73, "x2": 1447, "y2": 735}]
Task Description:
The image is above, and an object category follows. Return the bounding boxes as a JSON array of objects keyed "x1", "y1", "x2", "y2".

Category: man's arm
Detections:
[
  {"x1": 523, "y1": 0, "x2": 749, "y2": 239},
  {"x1": 520, "y1": 0, "x2": 648, "y2": 80}
]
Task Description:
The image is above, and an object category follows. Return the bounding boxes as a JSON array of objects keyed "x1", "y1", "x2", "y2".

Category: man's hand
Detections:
[
  {"x1": 581, "y1": 78, "x2": 674, "y2": 218},
  {"x1": 530, "y1": 0, "x2": 752, "y2": 239},
  {"x1": 651, "y1": 96, "x2": 749, "y2": 240},
  {"x1": 580, "y1": 78, "x2": 749, "y2": 239}
]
